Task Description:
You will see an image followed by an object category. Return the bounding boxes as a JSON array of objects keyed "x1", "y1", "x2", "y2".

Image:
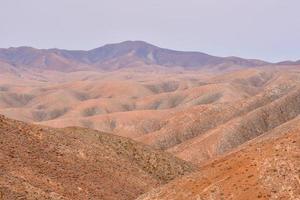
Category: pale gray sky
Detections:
[{"x1": 1, "y1": 0, "x2": 300, "y2": 62}]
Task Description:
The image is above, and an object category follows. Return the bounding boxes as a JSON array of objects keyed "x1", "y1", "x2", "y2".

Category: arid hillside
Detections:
[
  {"x1": 0, "y1": 64, "x2": 299, "y2": 164},
  {"x1": 1, "y1": 65, "x2": 299, "y2": 200},
  {"x1": 0, "y1": 115, "x2": 194, "y2": 200},
  {"x1": 137, "y1": 117, "x2": 300, "y2": 200}
]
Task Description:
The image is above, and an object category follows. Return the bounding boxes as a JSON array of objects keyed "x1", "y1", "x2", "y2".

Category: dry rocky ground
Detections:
[
  {"x1": 137, "y1": 117, "x2": 300, "y2": 200},
  {"x1": 0, "y1": 115, "x2": 194, "y2": 200}
]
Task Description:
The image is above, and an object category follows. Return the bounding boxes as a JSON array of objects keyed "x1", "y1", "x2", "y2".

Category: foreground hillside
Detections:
[
  {"x1": 0, "y1": 115, "x2": 194, "y2": 200},
  {"x1": 137, "y1": 117, "x2": 300, "y2": 200}
]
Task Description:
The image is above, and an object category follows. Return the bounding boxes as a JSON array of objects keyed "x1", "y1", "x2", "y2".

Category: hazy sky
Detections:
[{"x1": 1, "y1": 0, "x2": 300, "y2": 62}]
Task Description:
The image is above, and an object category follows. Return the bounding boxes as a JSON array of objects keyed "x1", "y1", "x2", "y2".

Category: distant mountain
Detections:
[
  {"x1": 277, "y1": 59, "x2": 300, "y2": 65},
  {"x1": 0, "y1": 41, "x2": 269, "y2": 72}
]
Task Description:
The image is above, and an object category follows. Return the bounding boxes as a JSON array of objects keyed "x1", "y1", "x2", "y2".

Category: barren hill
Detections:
[
  {"x1": 0, "y1": 115, "x2": 194, "y2": 200},
  {"x1": 167, "y1": 87, "x2": 300, "y2": 164},
  {"x1": 0, "y1": 66, "x2": 299, "y2": 166},
  {"x1": 137, "y1": 117, "x2": 300, "y2": 200}
]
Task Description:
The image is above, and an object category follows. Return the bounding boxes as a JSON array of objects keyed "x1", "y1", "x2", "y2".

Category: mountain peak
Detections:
[
  {"x1": 91, "y1": 41, "x2": 157, "y2": 51},
  {"x1": 118, "y1": 40, "x2": 156, "y2": 46}
]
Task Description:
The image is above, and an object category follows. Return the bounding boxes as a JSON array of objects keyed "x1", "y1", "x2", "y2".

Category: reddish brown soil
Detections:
[
  {"x1": 0, "y1": 115, "x2": 194, "y2": 200},
  {"x1": 137, "y1": 118, "x2": 300, "y2": 200}
]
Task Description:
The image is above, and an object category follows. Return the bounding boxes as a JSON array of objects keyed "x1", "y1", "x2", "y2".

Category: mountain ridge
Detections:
[{"x1": 0, "y1": 41, "x2": 271, "y2": 72}]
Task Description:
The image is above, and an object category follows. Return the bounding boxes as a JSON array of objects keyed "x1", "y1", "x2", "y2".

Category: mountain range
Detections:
[
  {"x1": 0, "y1": 41, "x2": 274, "y2": 72},
  {"x1": 0, "y1": 41, "x2": 299, "y2": 200}
]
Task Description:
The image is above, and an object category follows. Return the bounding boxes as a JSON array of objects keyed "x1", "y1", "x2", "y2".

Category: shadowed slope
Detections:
[
  {"x1": 137, "y1": 71, "x2": 299, "y2": 150},
  {"x1": 168, "y1": 87, "x2": 300, "y2": 164}
]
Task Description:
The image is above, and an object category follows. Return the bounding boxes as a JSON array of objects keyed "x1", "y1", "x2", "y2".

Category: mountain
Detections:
[
  {"x1": 0, "y1": 41, "x2": 269, "y2": 72},
  {"x1": 277, "y1": 59, "x2": 300, "y2": 65},
  {"x1": 0, "y1": 115, "x2": 195, "y2": 200}
]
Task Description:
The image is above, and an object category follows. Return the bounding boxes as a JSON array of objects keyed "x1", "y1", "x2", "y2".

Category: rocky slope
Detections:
[
  {"x1": 137, "y1": 117, "x2": 300, "y2": 200},
  {"x1": 167, "y1": 86, "x2": 300, "y2": 164},
  {"x1": 0, "y1": 115, "x2": 194, "y2": 200}
]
